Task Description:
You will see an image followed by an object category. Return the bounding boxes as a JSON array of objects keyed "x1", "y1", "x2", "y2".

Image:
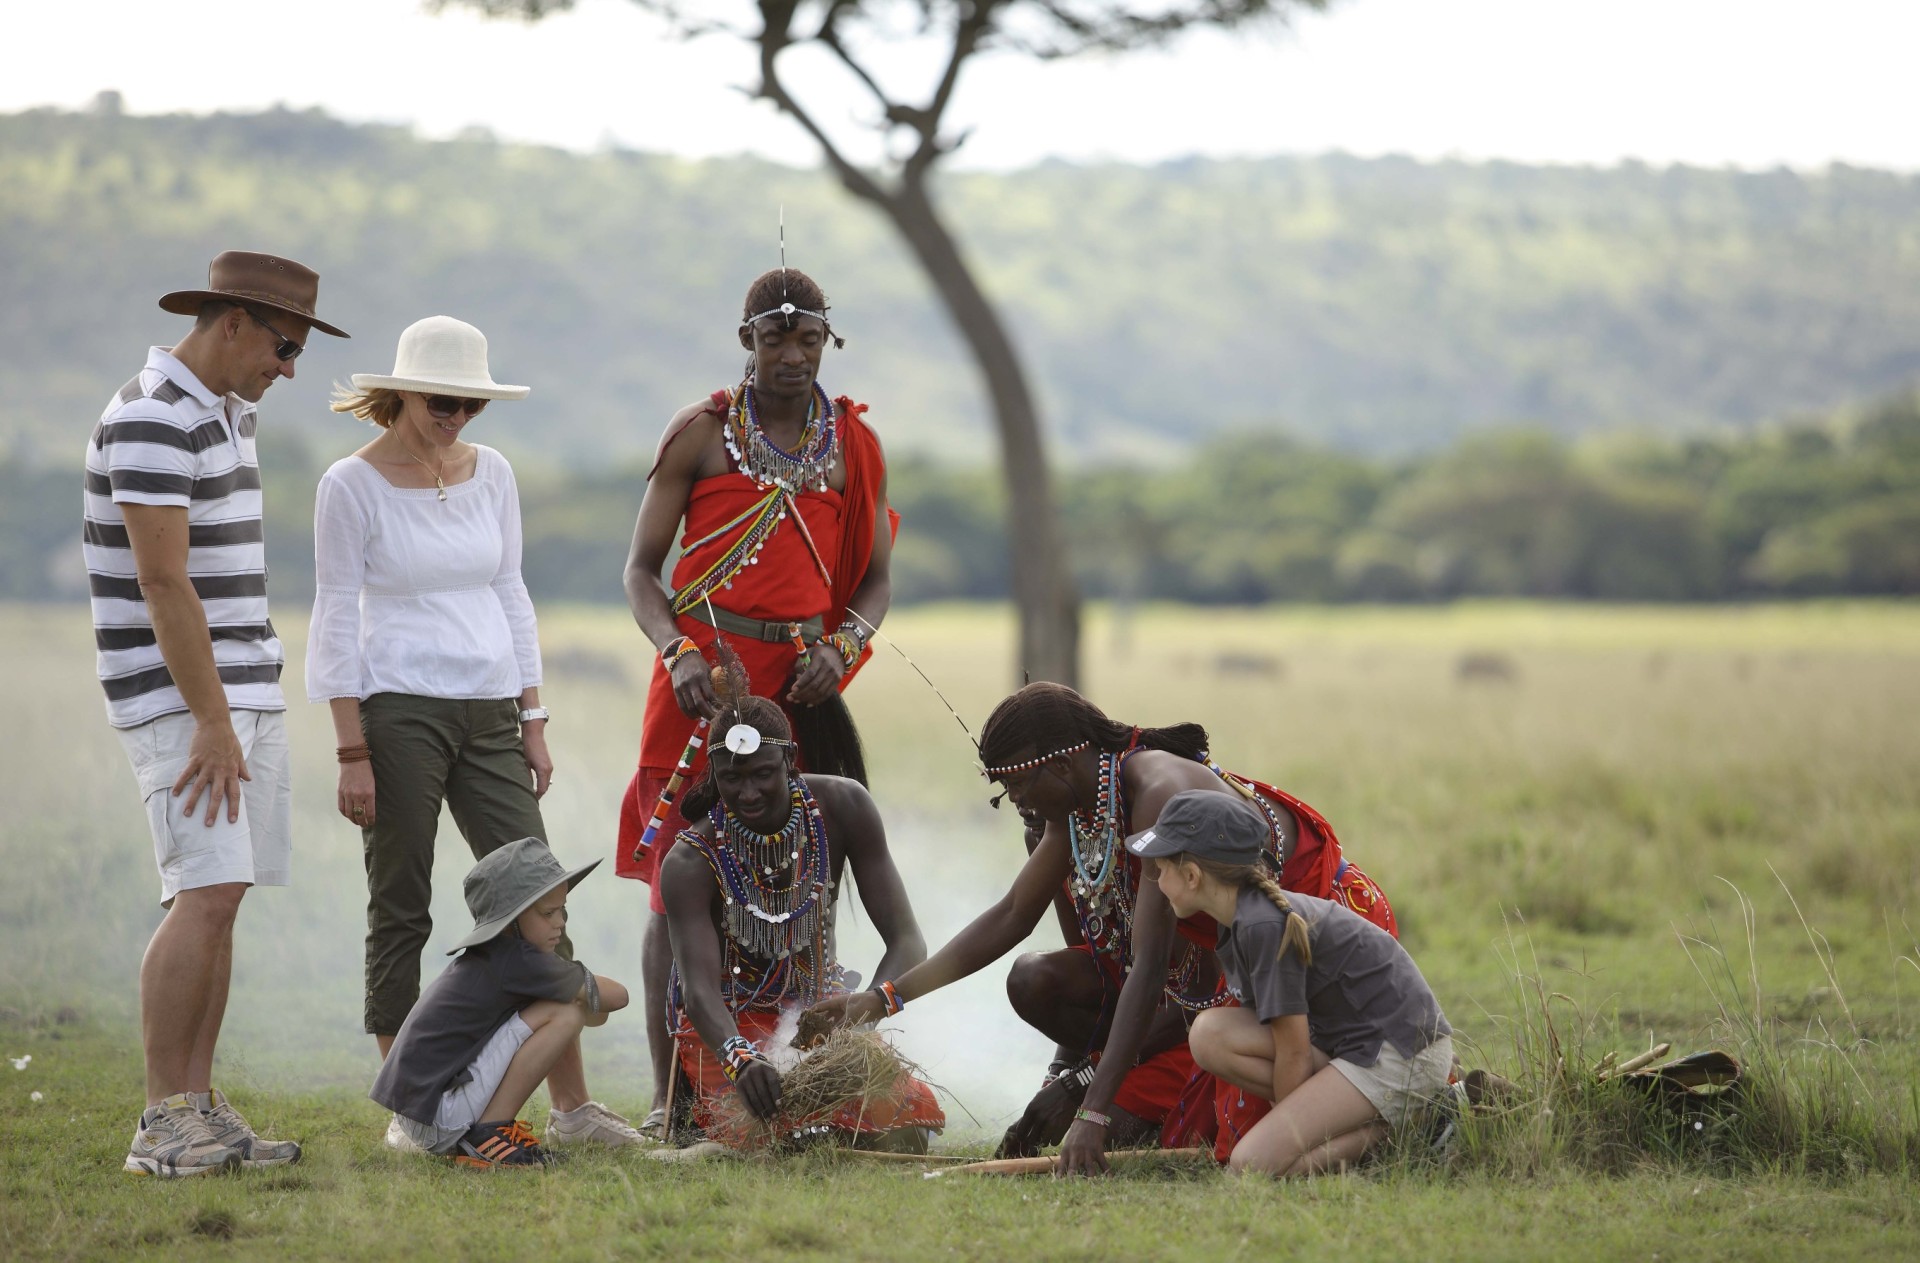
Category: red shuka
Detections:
[{"x1": 616, "y1": 395, "x2": 896, "y2": 910}]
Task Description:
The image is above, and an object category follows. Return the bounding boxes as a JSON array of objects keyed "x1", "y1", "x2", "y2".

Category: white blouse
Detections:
[{"x1": 305, "y1": 445, "x2": 543, "y2": 703}]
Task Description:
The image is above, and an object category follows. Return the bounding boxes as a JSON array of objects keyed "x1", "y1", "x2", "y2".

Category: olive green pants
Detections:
[{"x1": 360, "y1": 693, "x2": 552, "y2": 1036}]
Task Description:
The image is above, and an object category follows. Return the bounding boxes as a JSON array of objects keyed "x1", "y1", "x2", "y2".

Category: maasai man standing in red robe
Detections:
[{"x1": 617, "y1": 268, "x2": 895, "y2": 1138}]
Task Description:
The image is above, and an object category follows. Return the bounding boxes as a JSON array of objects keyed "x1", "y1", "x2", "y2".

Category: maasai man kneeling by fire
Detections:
[
  {"x1": 659, "y1": 658, "x2": 943, "y2": 1151},
  {"x1": 802, "y1": 682, "x2": 1399, "y2": 1175}
]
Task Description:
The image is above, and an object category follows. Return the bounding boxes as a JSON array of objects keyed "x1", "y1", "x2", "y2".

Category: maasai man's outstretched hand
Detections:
[
  {"x1": 1055, "y1": 1118, "x2": 1111, "y2": 1177},
  {"x1": 795, "y1": 990, "x2": 886, "y2": 1046},
  {"x1": 736, "y1": 1059, "x2": 783, "y2": 1121}
]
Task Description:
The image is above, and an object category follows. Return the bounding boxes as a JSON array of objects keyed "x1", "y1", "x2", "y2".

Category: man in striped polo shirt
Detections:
[{"x1": 86, "y1": 251, "x2": 349, "y2": 1177}]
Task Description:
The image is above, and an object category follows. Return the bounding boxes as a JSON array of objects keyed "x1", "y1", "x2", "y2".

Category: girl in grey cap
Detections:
[{"x1": 1134, "y1": 790, "x2": 1455, "y2": 1177}]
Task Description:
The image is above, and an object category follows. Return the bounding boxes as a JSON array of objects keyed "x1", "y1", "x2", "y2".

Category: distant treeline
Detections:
[
  {"x1": 6, "y1": 104, "x2": 1920, "y2": 466},
  {"x1": 13, "y1": 390, "x2": 1916, "y2": 606}
]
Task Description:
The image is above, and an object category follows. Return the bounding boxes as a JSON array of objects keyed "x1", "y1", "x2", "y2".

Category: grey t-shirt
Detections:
[
  {"x1": 370, "y1": 936, "x2": 591, "y2": 1125},
  {"x1": 1216, "y1": 887, "x2": 1450, "y2": 1067}
]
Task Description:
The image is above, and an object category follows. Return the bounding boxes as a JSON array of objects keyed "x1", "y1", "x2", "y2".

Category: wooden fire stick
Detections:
[{"x1": 925, "y1": 1147, "x2": 1214, "y2": 1177}]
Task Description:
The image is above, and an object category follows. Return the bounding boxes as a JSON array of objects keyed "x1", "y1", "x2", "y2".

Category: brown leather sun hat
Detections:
[{"x1": 159, "y1": 250, "x2": 350, "y2": 338}]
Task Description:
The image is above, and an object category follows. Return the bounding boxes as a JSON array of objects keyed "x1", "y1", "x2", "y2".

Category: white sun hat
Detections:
[{"x1": 349, "y1": 315, "x2": 530, "y2": 400}]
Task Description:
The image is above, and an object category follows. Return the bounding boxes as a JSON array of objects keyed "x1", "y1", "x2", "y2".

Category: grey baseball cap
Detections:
[
  {"x1": 1125, "y1": 789, "x2": 1269, "y2": 866},
  {"x1": 449, "y1": 837, "x2": 601, "y2": 953}
]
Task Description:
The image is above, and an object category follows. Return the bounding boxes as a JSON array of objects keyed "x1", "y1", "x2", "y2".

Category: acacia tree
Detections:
[{"x1": 446, "y1": 0, "x2": 1323, "y2": 685}]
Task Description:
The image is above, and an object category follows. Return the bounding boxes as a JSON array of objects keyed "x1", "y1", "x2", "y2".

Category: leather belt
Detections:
[{"x1": 681, "y1": 604, "x2": 824, "y2": 644}]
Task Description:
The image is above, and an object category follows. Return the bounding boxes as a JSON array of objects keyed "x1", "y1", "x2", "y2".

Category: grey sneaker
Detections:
[
  {"x1": 202, "y1": 1089, "x2": 302, "y2": 1167},
  {"x1": 545, "y1": 1101, "x2": 647, "y2": 1148},
  {"x1": 384, "y1": 1114, "x2": 427, "y2": 1154},
  {"x1": 125, "y1": 1093, "x2": 241, "y2": 1178}
]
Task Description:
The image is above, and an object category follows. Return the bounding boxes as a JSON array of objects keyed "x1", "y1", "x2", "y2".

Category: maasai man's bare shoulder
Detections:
[
  {"x1": 659, "y1": 825, "x2": 721, "y2": 902},
  {"x1": 801, "y1": 774, "x2": 885, "y2": 840},
  {"x1": 652, "y1": 397, "x2": 731, "y2": 480}
]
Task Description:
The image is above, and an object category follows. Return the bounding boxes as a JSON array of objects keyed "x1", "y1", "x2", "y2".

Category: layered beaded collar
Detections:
[{"x1": 725, "y1": 381, "x2": 838, "y2": 493}]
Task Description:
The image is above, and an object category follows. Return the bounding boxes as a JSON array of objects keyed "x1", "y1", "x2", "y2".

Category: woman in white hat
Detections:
[{"x1": 307, "y1": 316, "x2": 641, "y2": 1148}]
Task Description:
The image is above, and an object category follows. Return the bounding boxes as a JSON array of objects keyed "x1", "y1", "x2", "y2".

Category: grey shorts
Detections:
[
  {"x1": 1332, "y1": 1035, "x2": 1455, "y2": 1130},
  {"x1": 393, "y1": 1013, "x2": 534, "y2": 1154},
  {"x1": 117, "y1": 709, "x2": 292, "y2": 907}
]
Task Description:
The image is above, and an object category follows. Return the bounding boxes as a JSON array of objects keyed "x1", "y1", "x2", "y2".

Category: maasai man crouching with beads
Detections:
[
  {"x1": 618, "y1": 267, "x2": 897, "y2": 1137},
  {"x1": 659, "y1": 674, "x2": 942, "y2": 1150},
  {"x1": 801, "y1": 682, "x2": 1397, "y2": 1175}
]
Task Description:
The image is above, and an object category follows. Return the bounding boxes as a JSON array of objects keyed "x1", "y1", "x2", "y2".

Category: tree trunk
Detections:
[{"x1": 854, "y1": 179, "x2": 1081, "y2": 686}]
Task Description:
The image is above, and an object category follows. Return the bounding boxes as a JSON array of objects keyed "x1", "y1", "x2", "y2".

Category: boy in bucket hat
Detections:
[{"x1": 370, "y1": 839, "x2": 630, "y2": 1168}]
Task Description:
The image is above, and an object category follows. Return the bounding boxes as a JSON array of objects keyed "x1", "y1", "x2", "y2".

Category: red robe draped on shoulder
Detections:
[{"x1": 616, "y1": 396, "x2": 896, "y2": 907}]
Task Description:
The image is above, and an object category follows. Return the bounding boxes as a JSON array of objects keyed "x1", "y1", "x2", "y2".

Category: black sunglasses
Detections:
[
  {"x1": 249, "y1": 311, "x2": 303, "y2": 362},
  {"x1": 424, "y1": 395, "x2": 488, "y2": 419}
]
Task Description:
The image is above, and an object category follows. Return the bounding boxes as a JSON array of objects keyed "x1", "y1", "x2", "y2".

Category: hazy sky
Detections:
[{"x1": 8, "y1": 0, "x2": 1914, "y2": 171}]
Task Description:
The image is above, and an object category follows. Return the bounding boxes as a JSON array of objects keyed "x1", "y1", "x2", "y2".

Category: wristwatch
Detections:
[{"x1": 517, "y1": 707, "x2": 551, "y2": 724}]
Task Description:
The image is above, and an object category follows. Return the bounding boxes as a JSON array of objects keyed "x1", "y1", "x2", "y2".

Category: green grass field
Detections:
[{"x1": 4, "y1": 600, "x2": 1919, "y2": 1260}]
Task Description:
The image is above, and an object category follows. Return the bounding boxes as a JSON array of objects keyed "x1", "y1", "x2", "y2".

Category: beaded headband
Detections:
[
  {"x1": 721, "y1": 723, "x2": 796, "y2": 756},
  {"x1": 979, "y1": 740, "x2": 1090, "y2": 779}
]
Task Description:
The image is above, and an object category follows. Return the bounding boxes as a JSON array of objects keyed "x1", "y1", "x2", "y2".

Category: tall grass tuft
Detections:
[{"x1": 1437, "y1": 886, "x2": 1919, "y2": 1180}]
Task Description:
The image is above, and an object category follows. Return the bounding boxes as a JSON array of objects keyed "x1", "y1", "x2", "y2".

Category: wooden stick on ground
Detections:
[
  {"x1": 927, "y1": 1148, "x2": 1214, "y2": 1178},
  {"x1": 826, "y1": 1149, "x2": 971, "y2": 1165},
  {"x1": 1599, "y1": 1043, "x2": 1673, "y2": 1081}
]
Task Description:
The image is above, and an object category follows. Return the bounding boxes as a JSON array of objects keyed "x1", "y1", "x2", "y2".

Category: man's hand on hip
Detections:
[{"x1": 173, "y1": 717, "x2": 250, "y2": 826}]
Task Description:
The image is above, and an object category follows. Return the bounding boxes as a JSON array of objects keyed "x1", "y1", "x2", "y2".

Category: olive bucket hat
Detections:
[{"x1": 449, "y1": 838, "x2": 600, "y2": 954}]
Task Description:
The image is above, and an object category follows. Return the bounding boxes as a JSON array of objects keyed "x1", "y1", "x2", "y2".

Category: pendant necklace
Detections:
[{"x1": 397, "y1": 434, "x2": 447, "y2": 501}]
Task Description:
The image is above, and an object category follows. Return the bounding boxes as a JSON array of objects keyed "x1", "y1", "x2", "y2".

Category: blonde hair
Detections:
[
  {"x1": 330, "y1": 384, "x2": 405, "y2": 428},
  {"x1": 1180, "y1": 854, "x2": 1312, "y2": 966}
]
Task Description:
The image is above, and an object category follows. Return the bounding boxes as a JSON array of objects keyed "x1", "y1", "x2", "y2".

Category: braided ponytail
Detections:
[{"x1": 1186, "y1": 854, "x2": 1313, "y2": 967}]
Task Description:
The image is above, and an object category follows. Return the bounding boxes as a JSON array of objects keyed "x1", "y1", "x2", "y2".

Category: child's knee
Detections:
[
  {"x1": 521, "y1": 999, "x2": 585, "y2": 1031},
  {"x1": 1189, "y1": 1008, "x2": 1231, "y2": 1072}
]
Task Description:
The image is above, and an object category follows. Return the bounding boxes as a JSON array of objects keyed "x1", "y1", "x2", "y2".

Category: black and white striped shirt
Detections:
[{"x1": 84, "y1": 346, "x2": 284, "y2": 729}]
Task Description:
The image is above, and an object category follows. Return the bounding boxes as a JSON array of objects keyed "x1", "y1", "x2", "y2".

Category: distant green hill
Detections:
[{"x1": 4, "y1": 105, "x2": 1918, "y2": 472}]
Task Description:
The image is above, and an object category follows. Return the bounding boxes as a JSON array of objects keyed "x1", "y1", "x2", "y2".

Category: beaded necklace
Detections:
[
  {"x1": 676, "y1": 779, "x2": 837, "y2": 1015},
  {"x1": 725, "y1": 381, "x2": 838, "y2": 492},
  {"x1": 1065, "y1": 748, "x2": 1280, "y2": 1011}
]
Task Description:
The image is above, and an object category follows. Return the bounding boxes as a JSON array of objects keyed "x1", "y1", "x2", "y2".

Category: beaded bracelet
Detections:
[
  {"x1": 867, "y1": 979, "x2": 905, "y2": 1017},
  {"x1": 719, "y1": 1035, "x2": 766, "y2": 1083},
  {"x1": 836, "y1": 618, "x2": 869, "y2": 648},
  {"x1": 823, "y1": 631, "x2": 862, "y2": 667},
  {"x1": 1073, "y1": 1107, "x2": 1112, "y2": 1129},
  {"x1": 662, "y1": 636, "x2": 704, "y2": 671},
  {"x1": 1041, "y1": 1059, "x2": 1073, "y2": 1088},
  {"x1": 336, "y1": 743, "x2": 372, "y2": 764}
]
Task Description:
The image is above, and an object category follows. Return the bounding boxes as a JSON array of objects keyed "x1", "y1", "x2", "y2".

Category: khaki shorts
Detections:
[
  {"x1": 1332, "y1": 1035, "x2": 1454, "y2": 1130},
  {"x1": 118, "y1": 709, "x2": 292, "y2": 907},
  {"x1": 393, "y1": 1013, "x2": 534, "y2": 1154}
]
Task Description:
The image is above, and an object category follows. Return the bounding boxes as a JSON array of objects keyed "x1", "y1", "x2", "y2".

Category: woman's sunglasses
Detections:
[
  {"x1": 423, "y1": 395, "x2": 488, "y2": 419},
  {"x1": 249, "y1": 311, "x2": 303, "y2": 362}
]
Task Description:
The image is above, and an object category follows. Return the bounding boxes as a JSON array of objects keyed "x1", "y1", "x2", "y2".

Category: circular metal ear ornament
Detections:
[{"x1": 724, "y1": 723, "x2": 764, "y2": 755}]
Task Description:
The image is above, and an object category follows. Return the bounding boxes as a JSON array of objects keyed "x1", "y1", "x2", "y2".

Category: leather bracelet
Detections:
[
  {"x1": 1073, "y1": 1107, "x2": 1112, "y2": 1129},
  {"x1": 337, "y1": 744, "x2": 371, "y2": 764}
]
